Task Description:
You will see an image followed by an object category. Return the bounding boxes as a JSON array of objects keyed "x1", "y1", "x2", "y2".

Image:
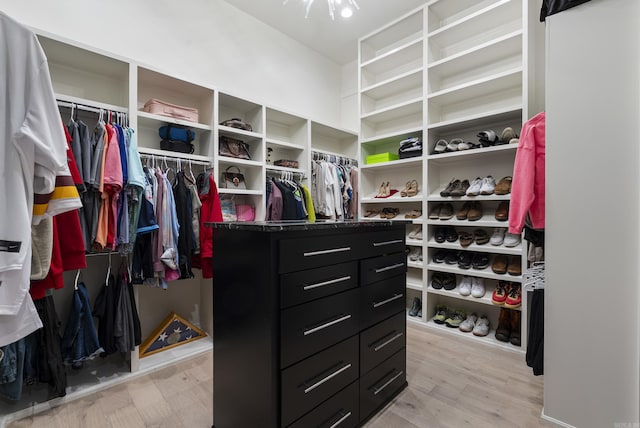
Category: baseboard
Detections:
[{"x1": 541, "y1": 407, "x2": 578, "y2": 428}]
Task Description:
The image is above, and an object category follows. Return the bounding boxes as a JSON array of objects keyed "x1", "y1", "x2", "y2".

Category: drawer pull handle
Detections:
[
  {"x1": 303, "y1": 275, "x2": 351, "y2": 291},
  {"x1": 373, "y1": 239, "x2": 403, "y2": 247},
  {"x1": 328, "y1": 410, "x2": 352, "y2": 428},
  {"x1": 373, "y1": 293, "x2": 404, "y2": 308},
  {"x1": 303, "y1": 247, "x2": 351, "y2": 257},
  {"x1": 304, "y1": 314, "x2": 352, "y2": 336},
  {"x1": 373, "y1": 332, "x2": 404, "y2": 352},
  {"x1": 372, "y1": 370, "x2": 404, "y2": 396},
  {"x1": 304, "y1": 363, "x2": 352, "y2": 394},
  {"x1": 374, "y1": 263, "x2": 405, "y2": 273}
]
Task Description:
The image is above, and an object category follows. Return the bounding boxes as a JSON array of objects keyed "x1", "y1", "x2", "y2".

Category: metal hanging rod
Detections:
[
  {"x1": 57, "y1": 99, "x2": 128, "y2": 115},
  {"x1": 312, "y1": 150, "x2": 358, "y2": 166},
  {"x1": 139, "y1": 152, "x2": 211, "y2": 167}
]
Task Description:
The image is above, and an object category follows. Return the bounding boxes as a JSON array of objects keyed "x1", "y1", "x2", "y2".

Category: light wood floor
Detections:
[{"x1": 9, "y1": 324, "x2": 551, "y2": 428}]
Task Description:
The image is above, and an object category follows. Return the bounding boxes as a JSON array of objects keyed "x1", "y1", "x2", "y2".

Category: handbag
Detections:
[
  {"x1": 220, "y1": 165, "x2": 247, "y2": 190},
  {"x1": 219, "y1": 136, "x2": 251, "y2": 160},
  {"x1": 235, "y1": 204, "x2": 255, "y2": 222},
  {"x1": 220, "y1": 196, "x2": 237, "y2": 222},
  {"x1": 220, "y1": 118, "x2": 252, "y2": 132}
]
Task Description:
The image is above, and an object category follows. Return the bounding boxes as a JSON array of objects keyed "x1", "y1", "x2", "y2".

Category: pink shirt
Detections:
[{"x1": 509, "y1": 112, "x2": 546, "y2": 234}]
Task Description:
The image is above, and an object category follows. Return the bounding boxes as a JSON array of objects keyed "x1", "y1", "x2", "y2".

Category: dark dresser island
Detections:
[{"x1": 210, "y1": 221, "x2": 408, "y2": 428}]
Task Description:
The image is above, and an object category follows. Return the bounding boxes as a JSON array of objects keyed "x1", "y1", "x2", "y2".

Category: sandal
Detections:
[
  {"x1": 364, "y1": 208, "x2": 380, "y2": 218},
  {"x1": 385, "y1": 208, "x2": 400, "y2": 219},
  {"x1": 447, "y1": 138, "x2": 463, "y2": 152},
  {"x1": 406, "y1": 179, "x2": 419, "y2": 197},
  {"x1": 404, "y1": 210, "x2": 422, "y2": 219},
  {"x1": 433, "y1": 139, "x2": 447, "y2": 154},
  {"x1": 400, "y1": 181, "x2": 411, "y2": 197}
]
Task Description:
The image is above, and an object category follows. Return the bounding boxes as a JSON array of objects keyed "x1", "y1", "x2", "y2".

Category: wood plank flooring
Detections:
[{"x1": 9, "y1": 324, "x2": 550, "y2": 428}]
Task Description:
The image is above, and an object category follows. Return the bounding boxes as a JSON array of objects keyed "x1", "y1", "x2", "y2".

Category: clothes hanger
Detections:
[
  {"x1": 74, "y1": 269, "x2": 82, "y2": 291},
  {"x1": 105, "y1": 252, "x2": 112, "y2": 285}
]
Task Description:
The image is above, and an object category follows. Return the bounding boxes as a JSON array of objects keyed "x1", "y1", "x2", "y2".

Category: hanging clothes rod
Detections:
[
  {"x1": 311, "y1": 150, "x2": 358, "y2": 166},
  {"x1": 56, "y1": 99, "x2": 128, "y2": 115},
  {"x1": 139, "y1": 152, "x2": 211, "y2": 167}
]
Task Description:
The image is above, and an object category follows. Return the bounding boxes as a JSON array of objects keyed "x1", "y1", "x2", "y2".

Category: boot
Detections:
[
  {"x1": 408, "y1": 297, "x2": 421, "y2": 317},
  {"x1": 510, "y1": 310, "x2": 521, "y2": 346},
  {"x1": 495, "y1": 308, "x2": 511, "y2": 342}
]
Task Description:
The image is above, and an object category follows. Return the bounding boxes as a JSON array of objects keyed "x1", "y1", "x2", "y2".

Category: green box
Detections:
[{"x1": 366, "y1": 152, "x2": 399, "y2": 164}]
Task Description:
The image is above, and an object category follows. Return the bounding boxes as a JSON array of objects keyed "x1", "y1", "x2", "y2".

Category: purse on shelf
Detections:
[
  {"x1": 219, "y1": 118, "x2": 253, "y2": 132},
  {"x1": 219, "y1": 136, "x2": 251, "y2": 160},
  {"x1": 235, "y1": 204, "x2": 255, "y2": 222},
  {"x1": 220, "y1": 165, "x2": 247, "y2": 190}
]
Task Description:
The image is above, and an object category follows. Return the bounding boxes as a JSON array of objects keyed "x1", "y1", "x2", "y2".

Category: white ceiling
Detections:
[{"x1": 223, "y1": 0, "x2": 428, "y2": 64}]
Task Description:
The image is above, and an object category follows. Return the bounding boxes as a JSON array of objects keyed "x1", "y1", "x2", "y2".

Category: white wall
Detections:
[
  {"x1": 0, "y1": 0, "x2": 344, "y2": 127},
  {"x1": 545, "y1": 1, "x2": 640, "y2": 427}
]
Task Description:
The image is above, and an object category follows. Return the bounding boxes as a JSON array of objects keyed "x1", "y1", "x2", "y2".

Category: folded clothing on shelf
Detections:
[{"x1": 398, "y1": 137, "x2": 423, "y2": 159}]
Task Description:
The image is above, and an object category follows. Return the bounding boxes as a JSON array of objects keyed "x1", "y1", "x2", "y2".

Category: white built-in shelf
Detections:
[
  {"x1": 428, "y1": 262, "x2": 522, "y2": 282},
  {"x1": 428, "y1": 238, "x2": 523, "y2": 255},
  {"x1": 427, "y1": 143, "x2": 517, "y2": 162},
  {"x1": 428, "y1": 0, "x2": 501, "y2": 31},
  {"x1": 406, "y1": 238, "x2": 423, "y2": 247},
  {"x1": 428, "y1": 68, "x2": 523, "y2": 106},
  {"x1": 361, "y1": 68, "x2": 424, "y2": 100},
  {"x1": 427, "y1": 192, "x2": 511, "y2": 201},
  {"x1": 266, "y1": 138, "x2": 305, "y2": 150},
  {"x1": 361, "y1": 98, "x2": 423, "y2": 123},
  {"x1": 217, "y1": 156, "x2": 263, "y2": 167},
  {"x1": 361, "y1": 193, "x2": 424, "y2": 204},
  {"x1": 406, "y1": 281, "x2": 424, "y2": 291},
  {"x1": 265, "y1": 165, "x2": 305, "y2": 175},
  {"x1": 137, "y1": 147, "x2": 212, "y2": 163},
  {"x1": 428, "y1": 106, "x2": 522, "y2": 132},
  {"x1": 218, "y1": 125, "x2": 263, "y2": 140},
  {"x1": 412, "y1": 218, "x2": 424, "y2": 225},
  {"x1": 361, "y1": 157, "x2": 422, "y2": 171},
  {"x1": 422, "y1": 318, "x2": 523, "y2": 353},
  {"x1": 407, "y1": 260, "x2": 424, "y2": 269},
  {"x1": 218, "y1": 188, "x2": 263, "y2": 196},
  {"x1": 138, "y1": 111, "x2": 212, "y2": 131},
  {"x1": 426, "y1": 215, "x2": 509, "y2": 228},
  {"x1": 56, "y1": 93, "x2": 128, "y2": 113},
  {"x1": 361, "y1": 36, "x2": 423, "y2": 69},
  {"x1": 361, "y1": 127, "x2": 423, "y2": 146},
  {"x1": 426, "y1": 284, "x2": 497, "y2": 308}
]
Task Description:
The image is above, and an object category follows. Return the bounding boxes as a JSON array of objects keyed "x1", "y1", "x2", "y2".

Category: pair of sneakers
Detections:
[
  {"x1": 492, "y1": 281, "x2": 522, "y2": 308},
  {"x1": 489, "y1": 228, "x2": 521, "y2": 247},
  {"x1": 433, "y1": 305, "x2": 466, "y2": 328},
  {"x1": 466, "y1": 176, "x2": 496, "y2": 196},
  {"x1": 459, "y1": 276, "x2": 485, "y2": 298},
  {"x1": 408, "y1": 225, "x2": 422, "y2": 240},
  {"x1": 459, "y1": 313, "x2": 490, "y2": 336}
]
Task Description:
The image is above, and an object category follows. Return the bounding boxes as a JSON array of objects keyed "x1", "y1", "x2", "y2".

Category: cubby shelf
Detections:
[
  {"x1": 428, "y1": 262, "x2": 522, "y2": 282},
  {"x1": 138, "y1": 111, "x2": 212, "y2": 131}
]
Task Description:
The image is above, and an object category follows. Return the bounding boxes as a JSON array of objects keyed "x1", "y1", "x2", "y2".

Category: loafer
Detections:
[
  {"x1": 466, "y1": 177, "x2": 483, "y2": 196},
  {"x1": 442, "y1": 273, "x2": 456, "y2": 290},
  {"x1": 449, "y1": 179, "x2": 470, "y2": 197},
  {"x1": 467, "y1": 201, "x2": 483, "y2": 221},
  {"x1": 434, "y1": 226, "x2": 446, "y2": 243},
  {"x1": 445, "y1": 226, "x2": 458, "y2": 242},
  {"x1": 457, "y1": 251, "x2": 473, "y2": 269},
  {"x1": 459, "y1": 231, "x2": 474, "y2": 248},
  {"x1": 507, "y1": 256, "x2": 521, "y2": 276},
  {"x1": 440, "y1": 178, "x2": 459, "y2": 197},
  {"x1": 471, "y1": 253, "x2": 490, "y2": 270},
  {"x1": 495, "y1": 201, "x2": 509, "y2": 221},
  {"x1": 504, "y1": 232, "x2": 521, "y2": 247},
  {"x1": 439, "y1": 203, "x2": 454, "y2": 220},
  {"x1": 428, "y1": 203, "x2": 442, "y2": 219},
  {"x1": 494, "y1": 176, "x2": 513, "y2": 195},
  {"x1": 492, "y1": 254, "x2": 508, "y2": 274},
  {"x1": 473, "y1": 229, "x2": 489, "y2": 245},
  {"x1": 490, "y1": 228, "x2": 506, "y2": 246},
  {"x1": 479, "y1": 175, "x2": 496, "y2": 195},
  {"x1": 456, "y1": 202, "x2": 471, "y2": 220}
]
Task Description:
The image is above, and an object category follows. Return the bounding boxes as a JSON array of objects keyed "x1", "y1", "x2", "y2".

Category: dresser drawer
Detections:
[
  {"x1": 280, "y1": 262, "x2": 358, "y2": 309},
  {"x1": 360, "y1": 275, "x2": 405, "y2": 330},
  {"x1": 279, "y1": 234, "x2": 358, "y2": 273},
  {"x1": 287, "y1": 381, "x2": 359, "y2": 428},
  {"x1": 282, "y1": 336, "x2": 359, "y2": 427},
  {"x1": 360, "y1": 228, "x2": 406, "y2": 259},
  {"x1": 360, "y1": 311, "x2": 406, "y2": 375},
  {"x1": 281, "y1": 288, "x2": 360, "y2": 368},
  {"x1": 360, "y1": 252, "x2": 407, "y2": 286},
  {"x1": 359, "y1": 348, "x2": 406, "y2": 422}
]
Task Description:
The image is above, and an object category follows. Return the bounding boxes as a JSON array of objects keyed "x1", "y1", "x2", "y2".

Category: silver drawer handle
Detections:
[
  {"x1": 373, "y1": 370, "x2": 404, "y2": 396},
  {"x1": 303, "y1": 276, "x2": 351, "y2": 291},
  {"x1": 373, "y1": 332, "x2": 404, "y2": 352},
  {"x1": 374, "y1": 263, "x2": 405, "y2": 273},
  {"x1": 328, "y1": 411, "x2": 352, "y2": 428},
  {"x1": 304, "y1": 247, "x2": 351, "y2": 257},
  {"x1": 373, "y1": 293, "x2": 404, "y2": 308},
  {"x1": 373, "y1": 239, "x2": 403, "y2": 247},
  {"x1": 304, "y1": 314, "x2": 352, "y2": 336},
  {"x1": 304, "y1": 363, "x2": 352, "y2": 394}
]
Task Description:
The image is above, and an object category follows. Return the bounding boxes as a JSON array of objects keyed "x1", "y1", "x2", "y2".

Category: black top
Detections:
[{"x1": 206, "y1": 220, "x2": 407, "y2": 232}]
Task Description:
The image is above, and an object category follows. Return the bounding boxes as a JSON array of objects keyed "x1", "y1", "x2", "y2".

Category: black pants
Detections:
[{"x1": 526, "y1": 289, "x2": 544, "y2": 376}]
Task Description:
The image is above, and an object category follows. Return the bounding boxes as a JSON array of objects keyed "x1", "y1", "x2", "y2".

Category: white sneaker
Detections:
[
  {"x1": 472, "y1": 315, "x2": 490, "y2": 336},
  {"x1": 466, "y1": 177, "x2": 483, "y2": 196},
  {"x1": 504, "y1": 232, "x2": 521, "y2": 247},
  {"x1": 459, "y1": 276, "x2": 472, "y2": 296},
  {"x1": 479, "y1": 175, "x2": 496, "y2": 195},
  {"x1": 408, "y1": 247, "x2": 420, "y2": 261},
  {"x1": 459, "y1": 313, "x2": 478, "y2": 332},
  {"x1": 471, "y1": 277, "x2": 485, "y2": 298},
  {"x1": 408, "y1": 225, "x2": 421, "y2": 240},
  {"x1": 490, "y1": 228, "x2": 506, "y2": 246}
]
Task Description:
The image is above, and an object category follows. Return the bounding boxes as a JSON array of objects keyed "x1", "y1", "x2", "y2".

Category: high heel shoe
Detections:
[
  {"x1": 376, "y1": 181, "x2": 385, "y2": 197},
  {"x1": 384, "y1": 181, "x2": 391, "y2": 197},
  {"x1": 400, "y1": 181, "x2": 411, "y2": 197},
  {"x1": 406, "y1": 180, "x2": 419, "y2": 197}
]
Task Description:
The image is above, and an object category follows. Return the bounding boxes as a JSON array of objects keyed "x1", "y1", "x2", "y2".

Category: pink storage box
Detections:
[{"x1": 143, "y1": 98, "x2": 199, "y2": 123}]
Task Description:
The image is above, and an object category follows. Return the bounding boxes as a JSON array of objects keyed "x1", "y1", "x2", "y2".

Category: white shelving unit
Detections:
[{"x1": 359, "y1": 0, "x2": 541, "y2": 353}]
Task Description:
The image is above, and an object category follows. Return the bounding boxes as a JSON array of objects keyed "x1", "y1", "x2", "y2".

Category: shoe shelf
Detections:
[
  {"x1": 427, "y1": 193, "x2": 511, "y2": 202},
  {"x1": 428, "y1": 106, "x2": 522, "y2": 133},
  {"x1": 362, "y1": 194, "x2": 424, "y2": 203},
  {"x1": 406, "y1": 281, "x2": 424, "y2": 292},
  {"x1": 427, "y1": 143, "x2": 517, "y2": 162},
  {"x1": 426, "y1": 284, "x2": 498, "y2": 309},
  {"x1": 427, "y1": 0, "x2": 522, "y2": 62},
  {"x1": 361, "y1": 97, "x2": 423, "y2": 123},
  {"x1": 427, "y1": 239, "x2": 522, "y2": 255},
  {"x1": 360, "y1": 157, "x2": 422, "y2": 172},
  {"x1": 360, "y1": 7, "x2": 423, "y2": 65},
  {"x1": 406, "y1": 238, "x2": 423, "y2": 247},
  {"x1": 427, "y1": 262, "x2": 522, "y2": 282},
  {"x1": 427, "y1": 215, "x2": 508, "y2": 227},
  {"x1": 423, "y1": 318, "x2": 522, "y2": 353},
  {"x1": 407, "y1": 260, "x2": 424, "y2": 269},
  {"x1": 361, "y1": 67, "x2": 423, "y2": 98}
]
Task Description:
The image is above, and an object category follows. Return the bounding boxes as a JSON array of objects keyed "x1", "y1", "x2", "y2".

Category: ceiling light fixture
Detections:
[{"x1": 283, "y1": 0, "x2": 360, "y2": 20}]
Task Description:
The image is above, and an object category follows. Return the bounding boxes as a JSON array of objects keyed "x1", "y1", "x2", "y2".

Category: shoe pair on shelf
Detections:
[
  {"x1": 430, "y1": 272, "x2": 456, "y2": 290},
  {"x1": 495, "y1": 201, "x2": 509, "y2": 221},
  {"x1": 433, "y1": 305, "x2": 467, "y2": 329},
  {"x1": 477, "y1": 127, "x2": 519, "y2": 147},
  {"x1": 432, "y1": 250, "x2": 489, "y2": 270},
  {"x1": 429, "y1": 203, "x2": 455, "y2": 220},
  {"x1": 495, "y1": 307, "x2": 521, "y2": 346},
  {"x1": 407, "y1": 247, "x2": 423, "y2": 262},
  {"x1": 364, "y1": 208, "x2": 380, "y2": 218},
  {"x1": 439, "y1": 178, "x2": 470, "y2": 197},
  {"x1": 492, "y1": 281, "x2": 522, "y2": 308},
  {"x1": 459, "y1": 313, "x2": 490, "y2": 337},
  {"x1": 400, "y1": 180, "x2": 419, "y2": 197},
  {"x1": 408, "y1": 297, "x2": 422, "y2": 317},
  {"x1": 404, "y1": 210, "x2": 422, "y2": 219},
  {"x1": 380, "y1": 207, "x2": 400, "y2": 219},
  {"x1": 491, "y1": 255, "x2": 521, "y2": 276},
  {"x1": 432, "y1": 138, "x2": 480, "y2": 155},
  {"x1": 466, "y1": 176, "x2": 496, "y2": 196},
  {"x1": 458, "y1": 228, "x2": 489, "y2": 247},
  {"x1": 489, "y1": 228, "x2": 520, "y2": 247},
  {"x1": 459, "y1": 276, "x2": 485, "y2": 298},
  {"x1": 375, "y1": 181, "x2": 397, "y2": 198},
  {"x1": 408, "y1": 225, "x2": 422, "y2": 240},
  {"x1": 433, "y1": 225, "x2": 457, "y2": 243},
  {"x1": 455, "y1": 201, "x2": 483, "y2": 221}
]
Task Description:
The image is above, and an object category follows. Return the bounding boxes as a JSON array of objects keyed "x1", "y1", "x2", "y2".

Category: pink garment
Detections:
[
  {"x1": 102, "y1": 124, "x2": 123, "y2": 249},
  {"x1": 509, "y1": 112, "x2": 546, "y2": 234}
]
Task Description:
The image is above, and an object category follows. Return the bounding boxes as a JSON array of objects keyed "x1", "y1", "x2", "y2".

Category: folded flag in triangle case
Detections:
[{"x1": 139, "y1": 312, "x2": 207, "y2": 358}]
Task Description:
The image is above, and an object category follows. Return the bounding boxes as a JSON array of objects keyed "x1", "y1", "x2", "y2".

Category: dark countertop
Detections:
[{"x1": 206, "y1": 220, "x2": 408, "y2": 232}]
